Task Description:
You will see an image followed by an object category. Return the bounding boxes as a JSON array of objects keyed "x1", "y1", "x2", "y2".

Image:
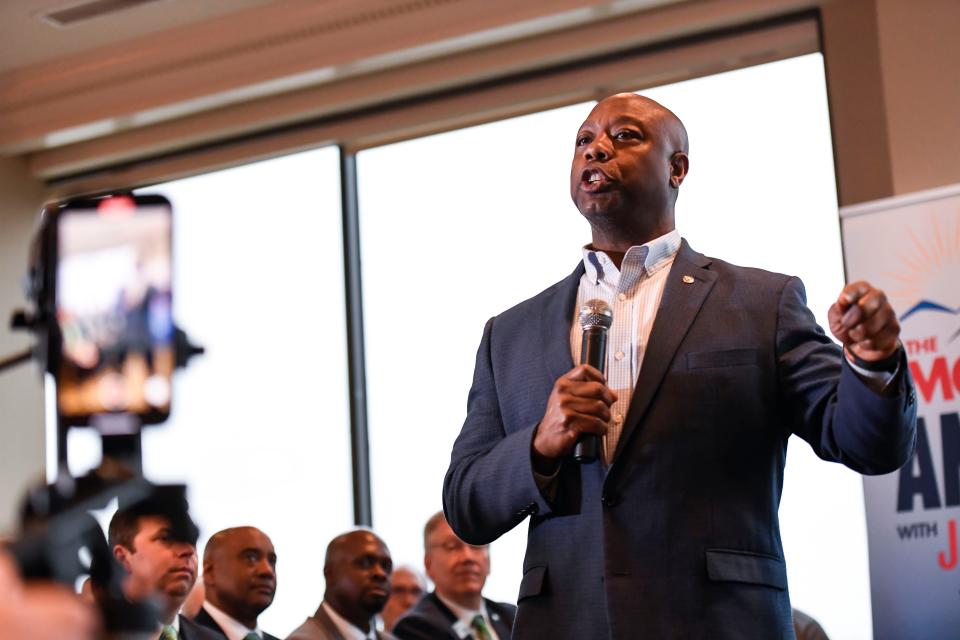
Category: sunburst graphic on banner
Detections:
[{"x1": 887, "y1": 210, "x2": 960, "y2": 342}]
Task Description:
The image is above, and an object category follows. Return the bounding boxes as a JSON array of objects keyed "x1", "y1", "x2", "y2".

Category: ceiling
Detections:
[
  {"x1": 0, "y1": 0, "x2": 278, "y2": 72},
  {"x1": 2, "y1": 0, "x2": 824, "y2": 189},
  {"x1": 2, "y1": 0, "x2": 703, "y2": 160}
]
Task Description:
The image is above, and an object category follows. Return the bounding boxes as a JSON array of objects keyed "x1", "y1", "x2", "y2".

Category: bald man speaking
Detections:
[{"x1": 442, "y1": 94, "x2": 917, "y2": 639}]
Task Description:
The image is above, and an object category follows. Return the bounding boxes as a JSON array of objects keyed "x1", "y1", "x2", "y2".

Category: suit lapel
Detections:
[
  {"x1": 610, "y1": 240, "x2": 716, "y2": 466},
  {"x1": 426, "y1": 593, "x2": 464, "y2": 639},
  {"x1": 540, "y1": 263, "x2": 584, "y2": 382},
  {"x1": 485, "y1": 600, "x2": 513, "y2": 640},
  {"x1": 314, "y1": 607, "x2": 348, "y2": 640},
  {"x1": 193, "y1": 608, "x2": 226, "y2": 637}
]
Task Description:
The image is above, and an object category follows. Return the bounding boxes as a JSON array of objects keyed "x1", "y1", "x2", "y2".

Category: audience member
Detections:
[
  {"x1": 287, "y1": 530, "x2": 396, "y2": 640},
  {"x1": 108, "y1": 500, "x2": 220, "y2": 640},
  {"x1": 195, "y1": 526, "x2": 280, "y2": 640},
  {"x1": 393, "y1": 512, "x2": 514, "y2": 640},
  {"x1": 379, "y1": 565, "x2": 426, "y2": 631}
]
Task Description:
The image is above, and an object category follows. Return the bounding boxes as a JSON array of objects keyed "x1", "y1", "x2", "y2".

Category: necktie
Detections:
[
  {"x1": 160, "y1": 625, "x2": 178, "y2": 640},
  {"x1": 244, "y1": 634, "x2": 260, "y2": 640},
  {"x1": 471, "y1": 614, "x2": 492, "y2": 640}
]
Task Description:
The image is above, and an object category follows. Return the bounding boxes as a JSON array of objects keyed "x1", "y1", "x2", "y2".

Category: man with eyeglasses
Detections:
[
  {"x1": 392, "y1": 512, "x2": 515, "y2": 640},
  {"x1": 379, "y1": 565, "x2": 426, "y2": 632}
]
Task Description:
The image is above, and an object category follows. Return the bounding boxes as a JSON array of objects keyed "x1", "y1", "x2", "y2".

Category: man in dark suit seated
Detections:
[
  {"x1": 393, "y1": 512, "x2": 515, "y2": 640},
  {"x1": 194, "y1": 526, "x2": 280, "y2": 640},
  {"x1": 108, "y1": 500, "x2": 221, "y2": 640},
  {"x1": 287, "y1": 529, "x2": 396, "y2": 640}
]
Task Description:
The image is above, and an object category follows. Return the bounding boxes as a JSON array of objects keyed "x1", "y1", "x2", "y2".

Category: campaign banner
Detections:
[{"x1": 841, "y1": 185, "x2": 960, "y2": 640}]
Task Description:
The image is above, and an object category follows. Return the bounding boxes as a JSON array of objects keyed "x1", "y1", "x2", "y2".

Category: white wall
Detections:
[{"x1": 0, "y1": 157, "x2": 47, "y2": 534}]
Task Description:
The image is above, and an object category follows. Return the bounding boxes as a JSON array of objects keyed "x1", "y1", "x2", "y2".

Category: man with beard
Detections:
[
  {"x1": 108, "y1": 501, "x2": 220, "y2": 640},
  {"x1": 392, "y1": 512, "x2": 515, "y2": 640},
  {"x1": 443, "y1": 93, "x2": 917, "y2": 639},
  {"x1": 287, "y1": 530, "x2": 396, "y2": 640},
  {"x1": 195, "y1": 527, "x2": 280, "y2": 640}
]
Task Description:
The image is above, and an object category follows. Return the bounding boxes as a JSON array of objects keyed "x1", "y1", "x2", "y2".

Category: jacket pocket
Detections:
[
  {"x1": 687, "y1": 348, "x2": 763, "y2": 370},
  {"x1": 517, "y1": 565, "x2": 547, "y2": 601},
  {"x1": 704, "y1": 549, "x2": 787, "y2": 590}
]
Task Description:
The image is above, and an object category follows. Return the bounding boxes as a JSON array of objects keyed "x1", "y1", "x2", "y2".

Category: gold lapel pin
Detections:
[{"x1": 682, "y1": 275, "x2": 695, "y2": 284}]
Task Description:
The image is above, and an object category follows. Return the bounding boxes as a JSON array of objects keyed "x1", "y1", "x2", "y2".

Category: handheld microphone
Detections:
[{"x1": 573, "y1": 299, "x2": 612, "y2": 464}]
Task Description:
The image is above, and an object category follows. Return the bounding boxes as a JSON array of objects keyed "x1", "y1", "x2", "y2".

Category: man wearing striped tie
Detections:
[
  {"x1": 392, "y1": 512, "x2": 515, "y2": 640},
  {"x1": 108, "y1": 499, "x2": 221, "y2": 640}
]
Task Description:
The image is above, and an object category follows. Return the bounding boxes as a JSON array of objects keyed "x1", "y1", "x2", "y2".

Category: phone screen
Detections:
[{"x1": 55, "y1": 195, "x2": 174, "y2": 425}]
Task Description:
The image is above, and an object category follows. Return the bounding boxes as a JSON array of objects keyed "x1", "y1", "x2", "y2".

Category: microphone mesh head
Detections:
[{"x1": 579, "y1": 299, "x2": 613, "y2": 330}]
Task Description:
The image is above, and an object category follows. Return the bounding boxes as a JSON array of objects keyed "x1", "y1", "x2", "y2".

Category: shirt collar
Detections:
[
  {"x1": 203, "y1": 601, "x2": 261, "y2": 640},
  {"x1": 435, "y1": 592, "x2": 489, "y2": 638},
  {"x1": 581, "y1": 229, "x2": 681, "y2": 288},
  {"x1": 321, "y1": 601, "x2": 376, "y2": 640}
]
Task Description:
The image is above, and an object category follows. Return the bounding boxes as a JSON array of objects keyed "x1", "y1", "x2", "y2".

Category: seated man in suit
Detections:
[
  {"x1": 392, "y1": 512, "x2": 515, "y2": 640},
  {"x1": 287, "y1": 529, "x2": 396, "y2": 640},
  {"x1": 108, "y1": 499, "x2": 220, "y2": 640},
  {"x1": 194, "y1": 526, "x2": 280, "y2": 640},
  {"x1": 379, "y1": 565, "x2": 426, "y2": 632}
]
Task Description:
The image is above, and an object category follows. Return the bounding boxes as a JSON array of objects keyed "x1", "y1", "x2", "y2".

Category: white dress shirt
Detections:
[
  {"x1": 203, "y1": 601, "x2": 263, "y2": 640},
  {"x1": 321, "y1": 601, "x2": 377, "y2": 640},
  {"x1": 434, "y1": 593, "x2": 500, "y2": 640},
  {"x1": 571, "y1": 229, "x2": 681, "y2": 462}
]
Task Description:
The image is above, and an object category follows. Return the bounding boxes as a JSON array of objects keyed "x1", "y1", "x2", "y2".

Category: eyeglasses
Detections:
[{"x1": 429, "y1": 539, "x2": 489, "y2": 554}]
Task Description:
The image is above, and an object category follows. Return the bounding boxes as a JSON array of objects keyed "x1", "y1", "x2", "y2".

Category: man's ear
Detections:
[
  {"x1": 113, "y1": 544, "x2": 133, "y2": 572},
  {"x1": 423, "y1": 554, "x2": 434, "y2": 582},
  {"x1": 669, "y1": 151, "x2": 689, "y2": 188},
  {"x1": 202, "y1": 560, "x2": 214, "y2": 586}
]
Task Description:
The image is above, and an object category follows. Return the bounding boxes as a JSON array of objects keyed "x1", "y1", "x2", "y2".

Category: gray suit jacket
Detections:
[
  {"x1": 444, "y1": 240, "x2": 917, "y2": 639},
  {"x1": 286, "y1": 605, "x2": 396, "y2": 640}
]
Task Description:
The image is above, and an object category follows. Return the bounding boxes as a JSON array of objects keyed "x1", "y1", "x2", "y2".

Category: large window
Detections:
[
  {"x1": 65, "y1": 146, "x2": 352, "y2": 635},
  {"x1": 360, "y1": 53, "x2": 864, "y2": 639}
]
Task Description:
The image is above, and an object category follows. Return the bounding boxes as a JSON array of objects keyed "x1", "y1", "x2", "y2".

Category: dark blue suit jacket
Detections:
[
  {"x1": 443, "y1": 240, "x2": 917, "y2": 639},
  {"x1": 193, "y1": 606, "x2": 281, "y2": 640},
  {"x1": 392, "y1": 592, "x2": 516, "y2": 640},
  {"x1": 180, "y1": 614, "x2": 226, "y2": 640}
]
